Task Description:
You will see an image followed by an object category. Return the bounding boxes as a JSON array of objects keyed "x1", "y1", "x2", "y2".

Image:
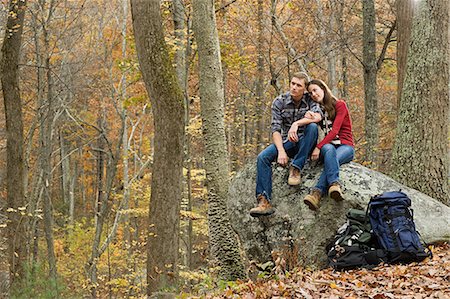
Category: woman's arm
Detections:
[{"x1": 316, "y1": 101, "x2": 348, "y2": 149}]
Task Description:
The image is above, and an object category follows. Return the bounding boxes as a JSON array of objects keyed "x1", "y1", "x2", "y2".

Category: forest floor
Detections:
[{"x1": 193, "y1": 243, "x2": 450, "y2": 299}]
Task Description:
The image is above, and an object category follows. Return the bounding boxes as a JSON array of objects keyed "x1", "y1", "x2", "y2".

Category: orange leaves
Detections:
[{"x1": 196, "y1": 243, "x2": 450, "y2": 298}]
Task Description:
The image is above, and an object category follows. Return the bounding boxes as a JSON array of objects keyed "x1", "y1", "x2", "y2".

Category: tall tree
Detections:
[
  {"x1": 396, "y1": 0, "x2": 417, "y2": 107},
  {"x1": 130, "y1": 0, "x2": 185, "y2": 294},
  {"x1": 37, "y1": 0, "x2": 58, "y2": 282},
  {"x1": 0, "y1": 0, "x2": 28, "y2": 289},
  {"x1": 192, "y1": 0, "x2": 245, "y2": 280},
  {"x1": 255, "y1": 0, "x2": 265, "y2": 153},
  {"x1": 172, "y1": 0, "x2": 194, "y2": 269},
  {"x1": 362, "y1": 0, "x2": 378, "y2": 166},
  {"x1": 391, "y1": 0, "x2": 449, "y2": 204}
]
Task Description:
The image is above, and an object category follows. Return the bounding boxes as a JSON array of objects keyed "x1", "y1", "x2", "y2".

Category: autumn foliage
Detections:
[{"x1": 196, "y1": 243, "x2": 450, "y2": 299}]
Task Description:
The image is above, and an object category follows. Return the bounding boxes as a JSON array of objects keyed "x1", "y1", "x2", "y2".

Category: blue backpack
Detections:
[{"x1": 368, "y1": 191, "x2": 432, "y2": 263}]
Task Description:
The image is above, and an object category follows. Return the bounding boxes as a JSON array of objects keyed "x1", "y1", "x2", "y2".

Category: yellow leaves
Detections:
[
  {"x1": 122, "y1": 95, "x2": 148, "y2": 109},
  {"x1": 180, "y1": 210, "x2": 203, "y2": 220},
  {"x1": 329, "y1": 282, "x2": 339, "y2": 289},
  {"x1": 120, "y1": 208, "x2": 148, "y2": 217},
  {"x1": 187, "y1": 115, "x2": 203, "y2": 136}
]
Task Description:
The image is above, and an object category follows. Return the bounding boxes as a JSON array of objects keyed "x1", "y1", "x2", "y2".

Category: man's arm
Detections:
[
  {"x1": 288, "y1": 112, "x2": 322, "y2": 142},
  {"x1": 272, "y1": 131, "x2": 288, "y2": 166},
  {"x1": 270, "y1": 96, "x2": 290, "y2": 166}
]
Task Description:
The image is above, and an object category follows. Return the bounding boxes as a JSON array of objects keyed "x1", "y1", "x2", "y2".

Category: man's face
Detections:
[{"x1": 290, "y1": 77, "x2": 306, "y2": 100}]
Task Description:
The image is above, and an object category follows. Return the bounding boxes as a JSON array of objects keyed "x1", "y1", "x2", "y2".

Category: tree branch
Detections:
[{"x1": 377, "y1": 19, "x2": 397, "y2": 70}]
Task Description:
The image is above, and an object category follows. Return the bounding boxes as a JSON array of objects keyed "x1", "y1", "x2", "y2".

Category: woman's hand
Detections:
[
  {"x1": 305, "y1": 111, "x2": 314, "y2": 119},
  {"x1": 311, "y1": 147, "x2": 320, "y2": 161},
  {"x1": 288, "y1": 123, "x2": 299, "y2": 142}
]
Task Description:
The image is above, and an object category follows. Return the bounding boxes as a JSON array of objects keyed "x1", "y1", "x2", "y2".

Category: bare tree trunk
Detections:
[
  {"x1": 41, "y1": 5, "x2": 58, "y2": 280},
  {"x1": 131, "y1": 0, "x2": 185, "y2": 294},
  {"x1": 1, "y1": 0, "x2": 28, "y2": 291},
  {"x1": 193, "y1": 0, "x2": 245, "y2": 280},
  {"x1": 337, "y1": 1, "x2": 348, "y2": 98},
  {"x1": 120, "y1": 0, "x2": 131, "y2": 250},
  {"x1": 173, "y1": 0, "x2": 194, "y2": 270},
  {"x1": 328, "y1": 0, "x2": 338, "y2": 94},
  {"x1": 94, "y1": 115, "x2": 105, "y2": 230},
  {"x1": 362, "y1": 0, "x2": 378, "y2": 166},
  {"x1": 396, "y1": 0, "x2": 417, "y2": 108},
  {"x1": 59, "y1": 129, "x2": 71, "y2": 209},
  {"x1": 255, "y1": 0, "x2": 265, "y2": 154},
  {"x1": 391, "y1": 0, "x2": 449, "y2": 204},
  {"x1": 173, "y1": 0, "x2": 186, "y2": 88},
  {"x1": 87, "y1": 95, "x2": 125, "y2": 297}
]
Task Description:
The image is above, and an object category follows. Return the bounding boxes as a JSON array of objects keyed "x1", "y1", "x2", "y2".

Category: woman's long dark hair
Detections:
[{"x1": 307, "y1": 79, "x2": 338, "y2": 120}]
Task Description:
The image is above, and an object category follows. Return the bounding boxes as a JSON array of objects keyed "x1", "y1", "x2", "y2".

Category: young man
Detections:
[{"x1": 250, "y1": 72, "x2": 323, "y2": 217}]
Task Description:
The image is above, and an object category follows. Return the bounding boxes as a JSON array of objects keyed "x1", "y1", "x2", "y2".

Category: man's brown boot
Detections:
[
  {"x1": 250, "y1": 194, "x2": 275, "y2": 217},
  {"x1": 303, "y1": 189, "x2": 322, "y2": 211},
  {"x1": 288, "y1": 166, "x2": 301, "y2": 186},
  {"x1": 329, "y1": 182, "x2": 344, "y2": 201}
]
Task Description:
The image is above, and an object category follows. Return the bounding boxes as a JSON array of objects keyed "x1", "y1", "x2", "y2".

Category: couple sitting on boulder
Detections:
[{"x1": 250, "y1": 72, "x2": 355, "y2": 217}]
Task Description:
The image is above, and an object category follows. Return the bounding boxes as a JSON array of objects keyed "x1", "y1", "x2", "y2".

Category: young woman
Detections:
[{"x1": 303, "y1": 79, "x2": 354, "y2": 210}]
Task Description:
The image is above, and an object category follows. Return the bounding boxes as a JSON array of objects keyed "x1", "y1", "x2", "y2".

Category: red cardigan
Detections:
[{"x1": 317, "y1": 100, "x2": 354, "y2": 149}]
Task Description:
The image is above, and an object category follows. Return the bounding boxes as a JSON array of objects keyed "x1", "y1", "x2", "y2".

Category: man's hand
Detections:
[
  {"x1": 311, "y1": 147, "x2": 320, "y2": 161},
  {"x1": 288, "y1": 123, "x2": 299, "y2": 142},
  {"x1": 277, "y1": 150, "x2": 288, "y2": 166}
]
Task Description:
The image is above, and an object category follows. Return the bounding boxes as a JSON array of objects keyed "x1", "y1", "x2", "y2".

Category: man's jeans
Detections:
[
  {"x1": 315, "y1": 144, "x2": 354, "y2": 195},
  {"x1": 256, "y1": 123, "x2": 318, "y2": 201}
]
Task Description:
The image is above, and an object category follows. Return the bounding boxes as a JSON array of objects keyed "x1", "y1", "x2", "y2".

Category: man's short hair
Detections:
[{"x1": 290, "y1": 72, "x2": 310, "y2": 84}]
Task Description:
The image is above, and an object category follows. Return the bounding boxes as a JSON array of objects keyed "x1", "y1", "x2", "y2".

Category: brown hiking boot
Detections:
[
  {"x1": 303, "y1": 189, "x2": 322, "y2": 211},
  {"x1": 288, "y1": 166, "x2": 301, "y2": 186},
  {"x1": 250, "y1": 194, "x2": 275, "y2": 217},
  {"x1": 329, "y1": 182, "x2": 344, "y2": 201}
]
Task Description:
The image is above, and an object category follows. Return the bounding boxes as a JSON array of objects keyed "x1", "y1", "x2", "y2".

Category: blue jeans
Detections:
[
  {"x1": 256, "y1": 123, "x2": 318, "y2": 201},
  {"x1": 315, "y1": 144, "x2": 354, "y2": 195}
]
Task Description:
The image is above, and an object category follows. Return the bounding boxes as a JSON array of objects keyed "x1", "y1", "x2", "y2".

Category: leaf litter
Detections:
[{"x1": 201, "y1": 243, "x2": 450, "y2": 298}]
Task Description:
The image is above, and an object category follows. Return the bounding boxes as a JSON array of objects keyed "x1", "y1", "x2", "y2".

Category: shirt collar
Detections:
[{"x1": 286, "y1": 92, "x2": 308, "y2": 105}]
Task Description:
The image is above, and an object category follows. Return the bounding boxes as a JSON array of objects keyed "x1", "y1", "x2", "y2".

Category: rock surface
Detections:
[{"x1": 228, "y1": 162, "x2": 450, "y2": 268}]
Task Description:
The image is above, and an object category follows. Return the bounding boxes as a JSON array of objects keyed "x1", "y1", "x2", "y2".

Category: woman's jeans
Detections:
[
  {"x1": 315, "y1": 144, "x2": 354, "y2": 195},
  {"x1": 255, "y1": 123, "x2": 318, "y2": 201}
]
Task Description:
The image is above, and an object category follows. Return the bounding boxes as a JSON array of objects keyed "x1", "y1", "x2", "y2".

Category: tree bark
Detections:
[
  {"x1": 130, "y1": 0, "x2": 185, "y2": 294},
  {"x1": 255, "y1": 0, "x2": 265, "y2": 154},
  {"x1": 337, "y1": 1, "x2": 348, "y2": 98},
  {"x1": 192, "y1": 0, "x2": 245, "y2": 280},
  {"x1": 396, "y1": 0, "x2": 417, "y2": 108},
  {"x1": 1, "y1": 0, "x2": 28, "y2": 289},
  {"x1": 362, "y1": 0, "x2": 379, "y2": 166},
  {"x1": 39, "y1": 0, "x2": 58, "y2": 280},
  {"x1": 391, "y1": 0, "x2": 449, "y2": 204},
  {"x1": 173, "y1": 0, "x2": 194, "y2": 270}
]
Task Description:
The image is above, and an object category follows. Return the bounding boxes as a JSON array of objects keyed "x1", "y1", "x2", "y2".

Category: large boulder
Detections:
[{"x1": 228, "y1": 162, "x2": 450, "y2": 269}]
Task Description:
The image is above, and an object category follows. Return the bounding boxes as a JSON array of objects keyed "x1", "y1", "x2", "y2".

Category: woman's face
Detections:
[{"x1": 308, "y1": 84, "x2": 324, "y2": 103}]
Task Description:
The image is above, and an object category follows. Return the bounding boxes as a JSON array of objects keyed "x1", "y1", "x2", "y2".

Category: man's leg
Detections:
[
  {"x1": 255, "y1": 144, "x2": 278, "y2": 200},
  {"x1": 251, "y1": 144, "x2": 278, "y2": 217},
  {"x1": 291, "y1": 123, "x2": 318, "y2": 170}
]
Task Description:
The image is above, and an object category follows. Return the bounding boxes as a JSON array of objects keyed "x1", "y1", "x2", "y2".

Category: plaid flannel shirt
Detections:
[{"x1": 271, "y1": 92, "x2": 322, "y2": 142}]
